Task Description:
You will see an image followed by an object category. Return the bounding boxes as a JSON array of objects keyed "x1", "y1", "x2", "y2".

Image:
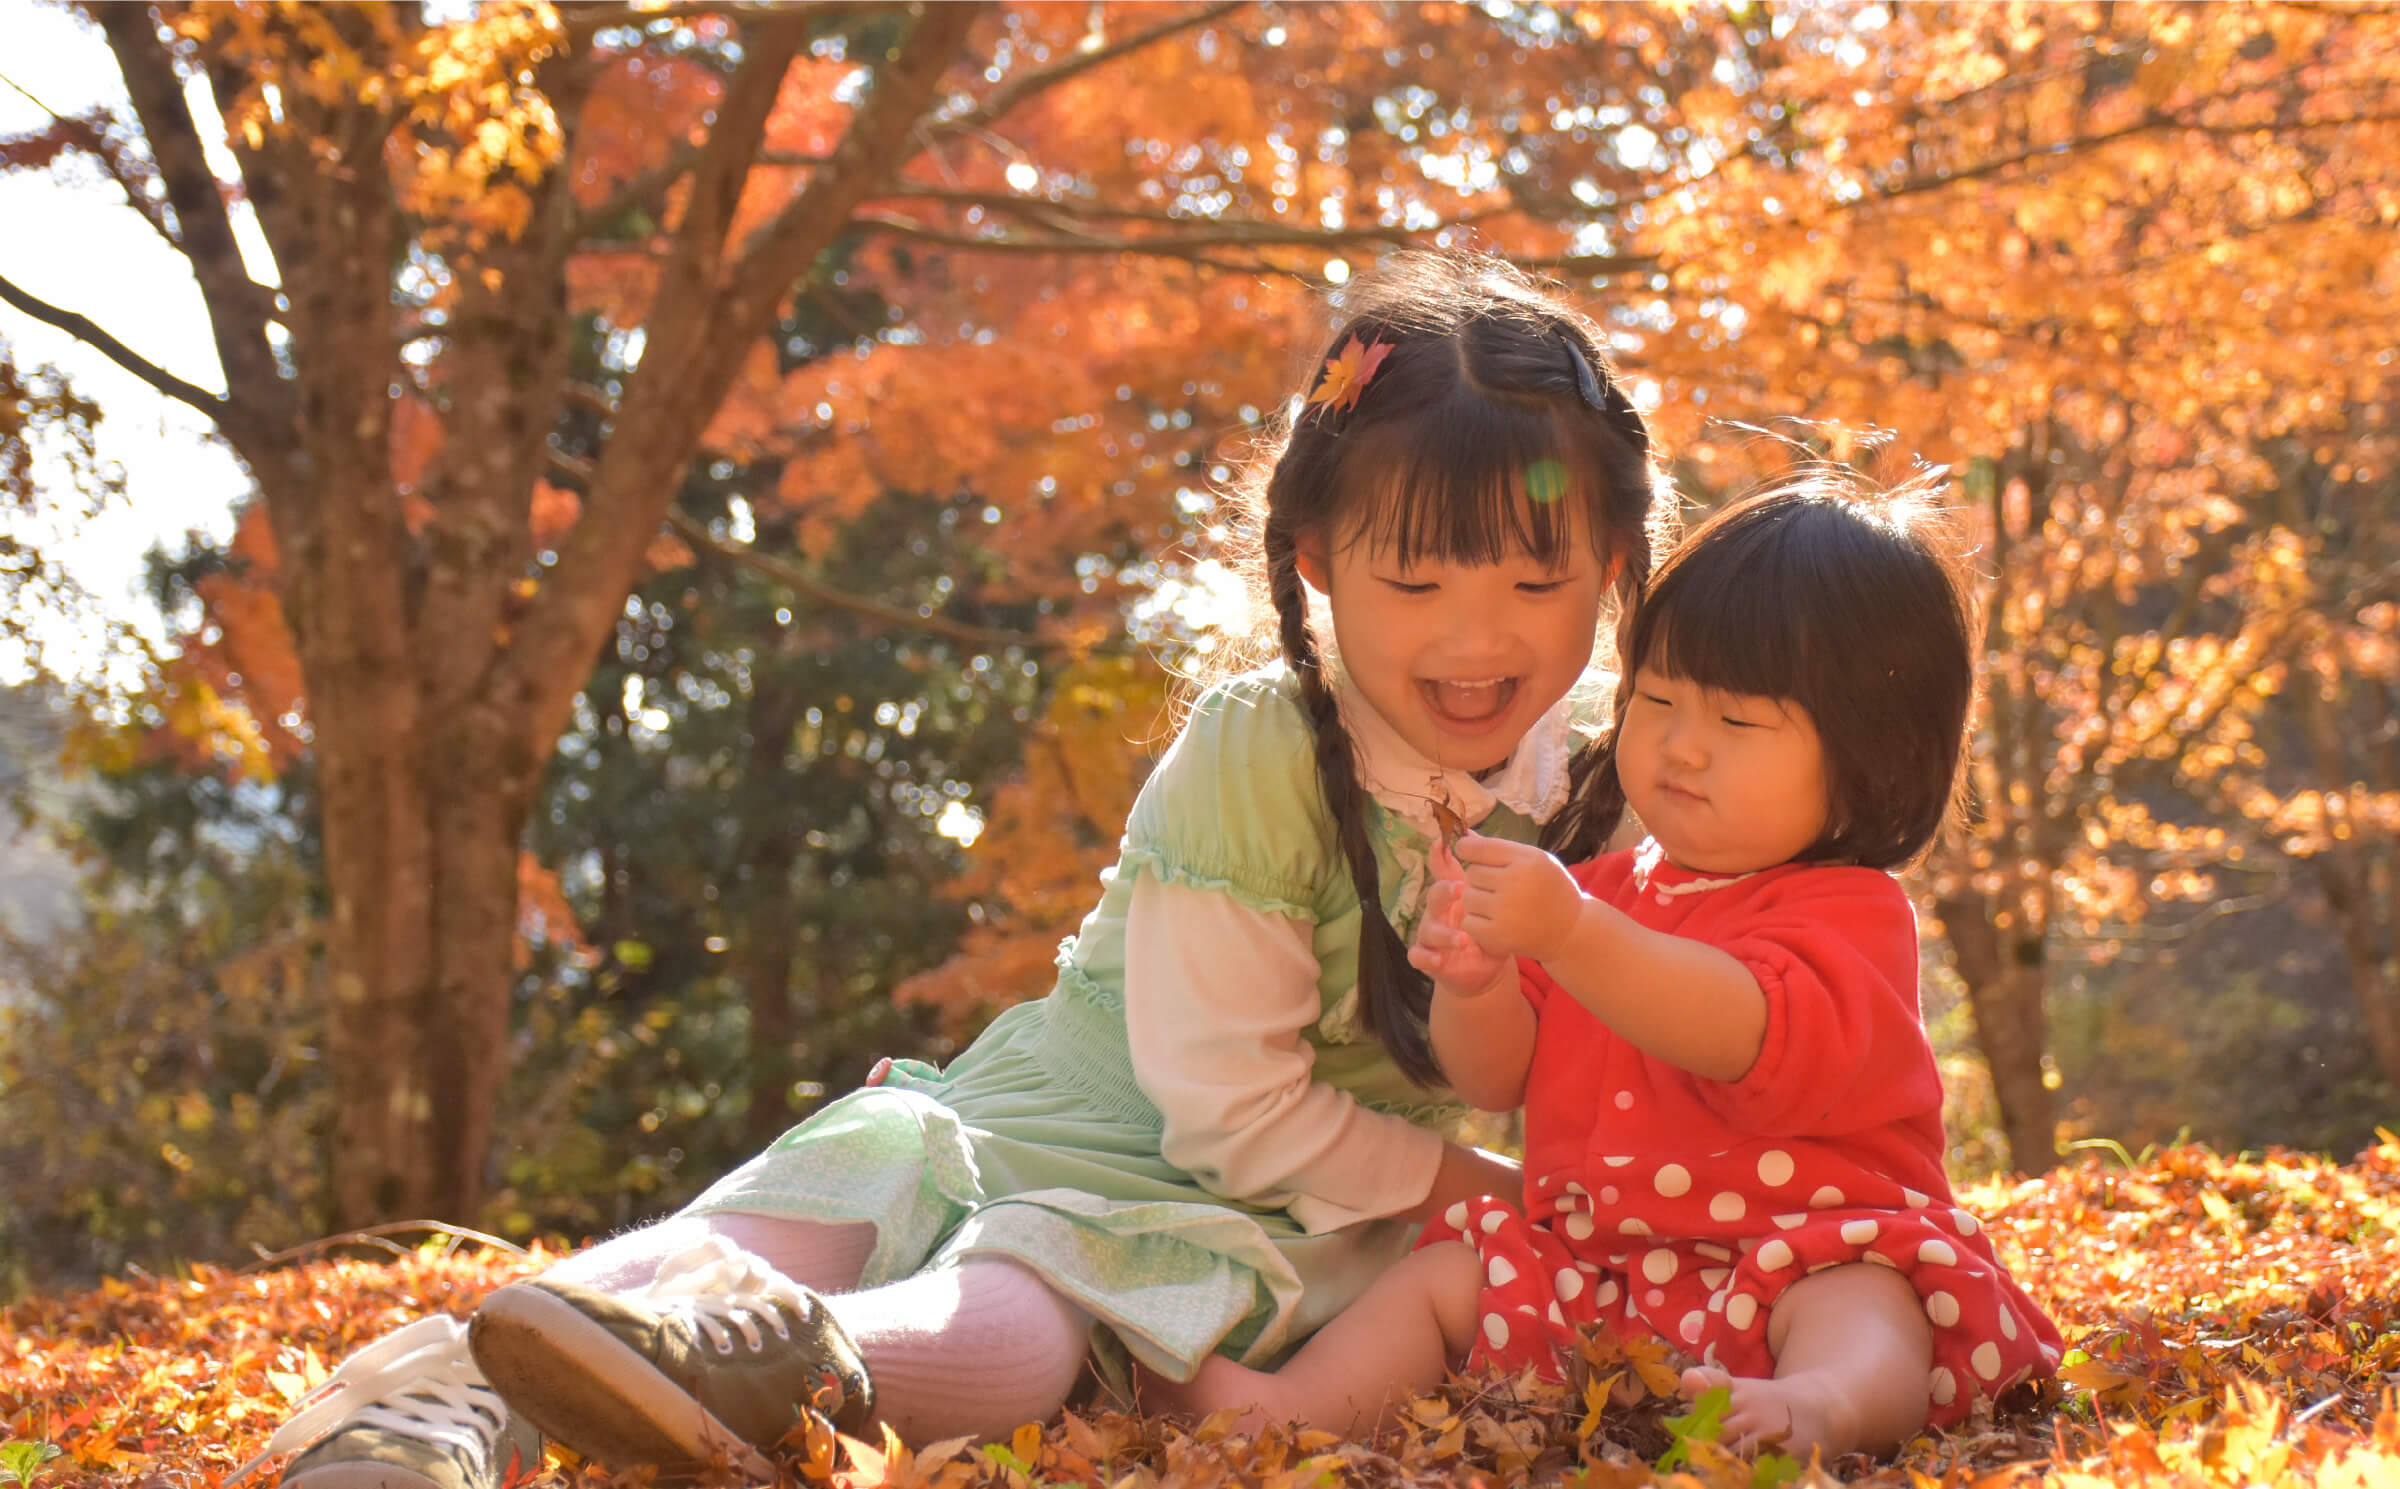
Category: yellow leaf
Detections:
[
  {"x1": 1579, "y1": 1370, "x2": 1623, "y2": 1439},
  {"x1": 2058, "y1": 1360, "x2": 2135, "y2": 1393}
]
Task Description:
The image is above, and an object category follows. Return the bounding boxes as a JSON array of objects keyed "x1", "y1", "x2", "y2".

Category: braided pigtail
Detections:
[
  {"x1": 1542, "y1": 719, "x2": 1632, "y2": 864},
  {"x1": 1266, "y1": 534, "x2": 1442, "y2": 1087}
]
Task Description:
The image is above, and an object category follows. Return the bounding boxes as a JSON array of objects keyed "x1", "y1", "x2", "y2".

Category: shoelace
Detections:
[
  {"x1": 641, "y1": 1233, "x2": 817, "y2": 1355},
  {"x1": 230, "y1": 1315, "x2": 510, "y2": 1484}
]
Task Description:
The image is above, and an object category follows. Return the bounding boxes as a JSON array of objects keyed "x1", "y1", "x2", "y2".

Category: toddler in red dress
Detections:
[{"x1": 1148, "y1": 472, "x2": 2062, "y2": 1460}]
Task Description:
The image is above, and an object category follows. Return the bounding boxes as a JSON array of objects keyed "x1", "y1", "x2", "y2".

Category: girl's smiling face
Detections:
[
  {"x1": 1616, "y1": 666, "x2": 1831, "y2": 874},
  {"x1": 1300, "y1": 527, "x2": 1607, "y2": 773}
]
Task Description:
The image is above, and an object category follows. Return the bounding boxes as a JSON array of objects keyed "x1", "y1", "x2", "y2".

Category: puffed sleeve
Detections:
[
  {"x1": 1693, "y1": 869, "x2": 1946, "y2": 1138},
  {"x1": 1117, "y1": 670, "x2": 1334, "y2": 921}
]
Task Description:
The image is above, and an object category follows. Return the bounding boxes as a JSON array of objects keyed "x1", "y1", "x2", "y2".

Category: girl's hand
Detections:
[
  {"x1": 1452, "y1": 836, "x2": 1587, "y2": 961},
  {"x1": 1411, "y1": 838, "x2": 1514, "y2": 993},
  {"x1": 1409, "y1": 879, "x2": 1514, "y2": 995}
]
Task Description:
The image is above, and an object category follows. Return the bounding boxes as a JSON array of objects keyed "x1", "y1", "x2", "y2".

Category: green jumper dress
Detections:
[{"x1": 682, "y1": 665, "x2": 1551, "y2": 1380}]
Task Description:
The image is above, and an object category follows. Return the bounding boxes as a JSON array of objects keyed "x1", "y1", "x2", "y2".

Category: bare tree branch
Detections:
[
  {"x1": 721, "y1": 6, "x2": 988, "y2": 321},
  {"x1": 668, "y1": 11, "x2": 821, "y2": 277},
  {"x1": 925, "y1": 2, "x2": 1246, "y2": 144},
  {"x1": 511, "y1": 4, "x2": 989, "y2": 759},
  {"x1": 0, "y1": 273, "x2": 223, "y2": 417},
  {"x1": 559, "y1": 1, "x2": 841, "y2": 39},
  {"x1": 851, "y1": 209, "x2": 1414, "y2": 256},
  {"x1": 665, "y1": 508, "x2": 1057, "y2": 650},
  {"x1": 92, "y1": 5, "x2": 287, "y2": 441},
  {"x1": 0, "y1": 77, "x2": 183, "y2": 252}
]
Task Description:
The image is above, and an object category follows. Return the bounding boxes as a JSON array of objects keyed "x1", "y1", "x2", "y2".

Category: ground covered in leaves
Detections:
[{"x1": 7, "y1": 1139, "x2": 2400, "y2": 1489}]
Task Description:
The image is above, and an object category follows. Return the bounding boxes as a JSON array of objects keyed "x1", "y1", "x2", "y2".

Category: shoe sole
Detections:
[
  {"x1": 283, "y1": 1463, "x2": 444, "y2": 1489},
  {"x1": 468, "y1": 1285, "x2": 775, "y2": 1481}
]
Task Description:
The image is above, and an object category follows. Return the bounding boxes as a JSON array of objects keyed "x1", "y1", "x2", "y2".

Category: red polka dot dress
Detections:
[{"x1": 1421, "y1": 843, "x2": 2061, "y2": 1426}]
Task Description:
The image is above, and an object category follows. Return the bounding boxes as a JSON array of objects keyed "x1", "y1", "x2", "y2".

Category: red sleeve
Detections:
[{"x1": 1690, "y1": 868, "x2": 1943, "y2": 1138}]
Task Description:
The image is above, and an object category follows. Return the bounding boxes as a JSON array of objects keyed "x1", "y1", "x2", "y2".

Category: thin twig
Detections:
[
  {"x1": 665, "y1": 507, "x2": 1065, "y2": 651},
  {"x1": 0, "y1": 272, "x2": 224, "y2": 417},
  {"x1": 238, "y1": 1220, "x2": 528, "y2": 1274},
  {"x1": 925, "y1": 2, "x2": 1246, "y2": 143}
]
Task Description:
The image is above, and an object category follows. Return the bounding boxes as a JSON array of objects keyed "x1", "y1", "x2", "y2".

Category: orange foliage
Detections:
[{"x1": 10, "y1": 1138, "x2": 2400, "y2": 1486}]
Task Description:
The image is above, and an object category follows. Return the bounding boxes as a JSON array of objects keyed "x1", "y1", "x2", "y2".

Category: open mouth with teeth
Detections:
[{"x1": 1419, "y1": 676, "x2": 1520, "y2": 726}]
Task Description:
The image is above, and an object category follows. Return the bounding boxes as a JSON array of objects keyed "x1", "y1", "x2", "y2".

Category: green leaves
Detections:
[
  {"x1": 1653, "y1": 1385, "x2": 1802, "y2": 1487},
  {"x1": 0, "y1": 1440, "x2": 61, "y2": 1489}
]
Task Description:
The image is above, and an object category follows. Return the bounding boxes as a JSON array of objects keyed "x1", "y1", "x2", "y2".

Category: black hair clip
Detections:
[{"x1": 1564, "y1": 341, "x2": 1607, "y2": 412}]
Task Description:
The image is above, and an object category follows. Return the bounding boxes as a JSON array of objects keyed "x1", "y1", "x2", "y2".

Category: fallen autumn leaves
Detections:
[{"x1": 7, "y1": 1137, "x2": 2399, "y2": 1489}]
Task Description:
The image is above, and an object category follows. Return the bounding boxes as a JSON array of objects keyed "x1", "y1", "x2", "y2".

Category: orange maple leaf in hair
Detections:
[{"x1": 1303, "y1": 336, "x2": 1393, "y2": 416}]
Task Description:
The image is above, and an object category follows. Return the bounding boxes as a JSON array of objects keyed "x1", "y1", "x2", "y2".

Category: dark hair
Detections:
[
  {"x1": 1234, "y1": 252, "x2": 1666, "y2": 1086},
  {"x1": 1580, "y1": 469, "x2": 1980, "y2": 871}
]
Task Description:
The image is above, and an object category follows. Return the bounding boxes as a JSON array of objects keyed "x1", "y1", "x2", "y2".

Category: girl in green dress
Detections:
[{"x1": 248, "y1": 253, "x2": 1671, "y2": 1489}]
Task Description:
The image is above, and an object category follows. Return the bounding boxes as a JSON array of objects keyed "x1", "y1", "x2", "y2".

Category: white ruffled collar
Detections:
[{"x1": 1336, "y1": 669, "x2": 1601, "y2": 840}]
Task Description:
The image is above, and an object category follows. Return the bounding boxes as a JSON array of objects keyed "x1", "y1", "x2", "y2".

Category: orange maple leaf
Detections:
[{"x1": 1302, "y1": 335, "x2": 1392, "y2": 415}]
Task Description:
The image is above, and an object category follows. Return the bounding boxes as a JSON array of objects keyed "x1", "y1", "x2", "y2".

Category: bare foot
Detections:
[{"x1": 1678, "y1": 1365, "x2": 1856, "y2": 1461}]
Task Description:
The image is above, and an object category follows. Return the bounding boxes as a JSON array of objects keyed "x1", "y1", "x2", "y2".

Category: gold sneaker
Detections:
[{"x1": 468, "y1": 1235, "x2": 873, "y2": 1478}]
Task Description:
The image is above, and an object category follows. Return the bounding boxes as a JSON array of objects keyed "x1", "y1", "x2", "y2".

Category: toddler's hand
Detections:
[
  {"x1": 1409, "y1": 869, "x2": 1514, "y2": 995},
  {"x1": 1452, "y1": 836, "x2": 1586, "y2": 962}
]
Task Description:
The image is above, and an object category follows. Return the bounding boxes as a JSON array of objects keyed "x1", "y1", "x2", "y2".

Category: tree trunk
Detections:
[
  {"x1": 316, "y1": 704, "x2": 535, "y2": 1223},
  {"x1": 2285, "y1": 611, "x2": 2400, "y2": 1091},
  {"x1": 1936, "y1": 887, "x2": 2057, "y2": 1172},
  {"x1": 2310, "y1": 854, "x2": 2400, "y2": 1089},
  {"x1": 92, "y1": 1, "x2": 985, "y2": 1227}
]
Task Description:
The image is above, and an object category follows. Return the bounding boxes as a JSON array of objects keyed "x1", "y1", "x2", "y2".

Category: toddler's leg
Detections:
[
  {"x1": 828, "y1": 1258, "x2": 1093, "y2": 1442},
  {"x1": 1679, "y1": 1262, "x2": 1932, "y2": 1462},
  {"x1": 1145, "y1": 1240, "x2": 1484, "y2": 1438}
]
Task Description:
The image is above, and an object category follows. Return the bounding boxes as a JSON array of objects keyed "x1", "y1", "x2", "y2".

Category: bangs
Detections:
[
  {"x1": 1633, "y1": 509, "x2": 1850, "y2": 701},
  {"x1": 1334, "y1": 402, "x2": 1611, "y2": 569}
]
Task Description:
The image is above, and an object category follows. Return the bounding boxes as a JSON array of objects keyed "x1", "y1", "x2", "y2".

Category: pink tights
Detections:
[{"x1": 544, "y1": 1211, "x2": 1092, "y2": 1442}]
